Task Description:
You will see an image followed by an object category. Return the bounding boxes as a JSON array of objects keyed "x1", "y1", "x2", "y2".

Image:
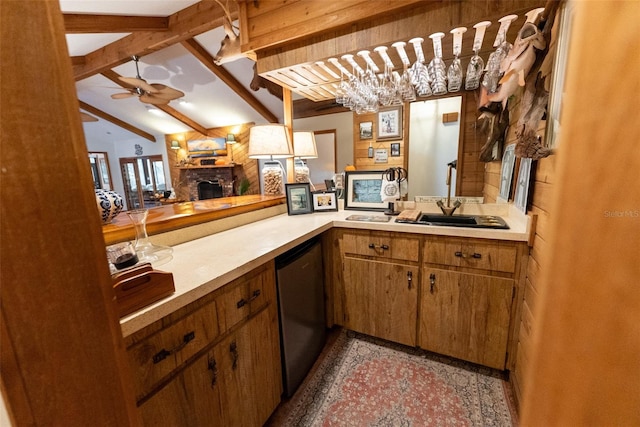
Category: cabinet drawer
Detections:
[
  {"x1": 216, "y1": 265, "x2": 270, "y2": 333},
  {"x1": 423, "y1": 237, "x2": 517, "y2": 273},
  {"x1": 343, "y1": 230, "x2": 420, "y2": 262},
  {"x1": 127, "y1": 299, "x2": 220, "y2": 400}
]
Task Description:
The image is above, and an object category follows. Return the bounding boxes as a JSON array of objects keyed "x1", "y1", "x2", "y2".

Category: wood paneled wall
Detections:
[
  {"x1": 352, "y1": 92, "x2": 485, "y2": 197},
  {"x1": 481, "y1": 85, "x2": 555, "y2": 408},
  {"x1": 165, "y1": 124, "x2": 260, "y2": 200},
  {"x1": 352, "y1": 110, "x2": 406, "y2": 172}
]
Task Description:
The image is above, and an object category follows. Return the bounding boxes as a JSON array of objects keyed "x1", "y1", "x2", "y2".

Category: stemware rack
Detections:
[{"x1": 258, "y1": 7, "x2": 545, "y2": 104}]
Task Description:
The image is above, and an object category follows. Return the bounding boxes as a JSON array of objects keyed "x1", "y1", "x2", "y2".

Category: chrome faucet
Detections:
[{"x1": 437, "y1": 160, "x2": 461, "y2": 215}]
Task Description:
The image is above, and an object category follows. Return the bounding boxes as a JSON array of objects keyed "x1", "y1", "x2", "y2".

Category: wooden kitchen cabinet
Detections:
[
  {"x1": 419, "y1": 236, "x2": 524, "y2": 370},
  {"x1": 420, "y1": 268, "x2": 513, "y2": 369},
  {"x1": 124, "y1": 262, "x2": 282, "y2": 427},
  {"x1": 338, "y1": 230, "x2": 420, "y2": 346}
]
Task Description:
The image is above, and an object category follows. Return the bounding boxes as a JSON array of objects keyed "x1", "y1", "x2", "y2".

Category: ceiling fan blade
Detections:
[
  {"x1": 119, "y1": 76, "x2": 158, "y2": 93},
  {"x1": 80, "y1": 112, "x2": 98, "y2": 122},
  {"x1": 111, "y1": 92, "x2": 135, "y2": 99},
  {"x1": 149, "y1": 84, "x2": 185, "y2": 100},
  {"x1": 139, "y1": 94, "x2": 170, "y2": 105}
]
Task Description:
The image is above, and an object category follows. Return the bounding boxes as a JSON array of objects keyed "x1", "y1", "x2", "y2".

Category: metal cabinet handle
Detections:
[
  {"x1": 230, "y1": 340, "x2": 238, "y2": 370},
  {"x1": 236, "y1": 289, "x2": 261, "y2": 309},
  {"x1": 207, "y1": 355, "x2": 217, "y2": 388},
  {"x1": 407, "y1": 271, "x2": 413, "y2": 289},
  {"x1": 429, "y1": 273, "x2": 436, "y2": 294},
  {"x1": 368, "y1": 243, "x2": 389, "y2": 250},
  {"x1": 152, "y1": 331, "x2": 195, "y2": 364},
  {"x1": 454, "y1": 251, "x2": 482, "y2": 259}
]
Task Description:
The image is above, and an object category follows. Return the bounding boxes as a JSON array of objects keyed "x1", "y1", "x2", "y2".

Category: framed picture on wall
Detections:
[
  {"x1": 344, "y1": 171, "x2": 386, "y2": 211},
  {"x1": 390, "y1": 143, "x2": 400, "y2": 156},
  {"x1": 377, "y1": 106, "x2": 402, "y2": 140},
  {"x1": 514, "y1": 158, "x2": 533, "y2": 212},
  {"x1": 498, "y1": 144, "x2": 516, "y2": 202},
  {"x1": 359, "y1": 121, "x2": 373, "y2": 140}
]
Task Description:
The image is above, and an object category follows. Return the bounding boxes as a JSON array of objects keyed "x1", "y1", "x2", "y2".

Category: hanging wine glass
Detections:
[
  {"x1": 428, "y1": 32, "x2": 447, "y2": 96},
  {"x1": 447, "y1": 27, "x2": 466, "y2": 92},
  {"x1": 465, "y1": 21, "x2": 491, "y2": 90},
  {"x1": 482, "y1": 15, "x2": 518, "y2": 94},
  {"x1": 375, "y1": 46, "x2": 396, "y2": 107},
  {"x1": 392, "y1": 41, "x2": 416, "y2": 102},
  {"x1": 409, "y1": 37, "x2": 432, "y2": 97}
]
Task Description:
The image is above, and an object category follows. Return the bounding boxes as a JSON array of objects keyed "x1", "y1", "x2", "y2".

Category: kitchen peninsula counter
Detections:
[{"x1": 119, "y1": 204, "x2": 531, "y2": 337}]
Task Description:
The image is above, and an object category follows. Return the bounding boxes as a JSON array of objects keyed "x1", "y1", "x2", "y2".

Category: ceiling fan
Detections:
[{"x1": 111, "y1": 56, "x2": 184, "y2": 105}]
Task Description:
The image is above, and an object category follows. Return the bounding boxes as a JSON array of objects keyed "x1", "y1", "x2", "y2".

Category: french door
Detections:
[{"x1": 119, "y1": 155, "x2": 166, "y2": 209}]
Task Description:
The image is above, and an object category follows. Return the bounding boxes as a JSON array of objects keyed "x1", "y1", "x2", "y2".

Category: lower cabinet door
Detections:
[
  {"x1": 138, "y1": 349, "x2": 223, "y2": 426},
  {"x1": 419, "y1": 268, "x2": 514, "y2": 369},
  {"x1": 139, "y1": 306, "x2": 281, "y2": 427},
  {"x1": 343, "y1": 258, "x2": 418, "y2": 346},
  {"x1": 217, "y1": 306, "x2": 282, "y2": 427}
]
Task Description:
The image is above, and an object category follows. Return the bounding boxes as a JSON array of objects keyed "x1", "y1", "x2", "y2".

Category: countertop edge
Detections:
[{"x1": 119, "y1": 208, "x2": 529, "y2": 337}]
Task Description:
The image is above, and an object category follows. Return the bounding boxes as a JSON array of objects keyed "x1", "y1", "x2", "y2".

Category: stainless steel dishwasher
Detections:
[{"x1": 275, "y1": 237, "x2": 326, "y2": 397}]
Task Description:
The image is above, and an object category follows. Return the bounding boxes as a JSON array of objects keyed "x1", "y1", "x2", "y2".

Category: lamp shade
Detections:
[
  {"x1": 226, "y1": 133, "x2": 236, "y2": 144},
  {"x1": 248, "y1": 124, "x2": 293, "y2": 159},
  {"x1": 293, "y1": 131, "x2": 318, "y2": 159},
  {"x1": 170, "y1": 140, "x2": 180, "y2": 150}
]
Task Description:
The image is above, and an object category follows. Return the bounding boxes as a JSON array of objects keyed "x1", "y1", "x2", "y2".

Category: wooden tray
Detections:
[{"x1": 112, "y1": 263, "x2": 175, "y2": 317}]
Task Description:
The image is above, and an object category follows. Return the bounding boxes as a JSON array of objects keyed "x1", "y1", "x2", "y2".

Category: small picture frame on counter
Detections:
[
  {"x1": 312, "y1": 191, "x2": 338, "y2": 212},
  {"x1": 285, "y1": 183, "x2": 313, "y2": 215}
]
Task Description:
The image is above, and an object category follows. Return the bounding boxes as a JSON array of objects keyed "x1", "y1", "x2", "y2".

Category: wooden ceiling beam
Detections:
[
  {"x1": 154, "y1": 104, "x2": 211, "y2": 136},
  {"x1": 78, "y1": 101, "x2": 156, "y2": 142},
  {"x1": 100, "y1": 69, "x2": 211, "y2": 136},
  {"x1": 64, "y1": 14, "x2": 169, "y2": 33},
  {"x1": 73, "y1": 2, "x2": 232, "y2": 80},
  {"x1": 181, "y1": 38, "x2": 279, "y2": 124}
]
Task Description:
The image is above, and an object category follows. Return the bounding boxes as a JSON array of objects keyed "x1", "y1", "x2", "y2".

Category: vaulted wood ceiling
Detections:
[{"x1": 66, "y1": 2, "x2": 280, "y2": 141}]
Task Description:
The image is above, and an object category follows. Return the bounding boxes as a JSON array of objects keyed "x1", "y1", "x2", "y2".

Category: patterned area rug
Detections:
[{"x1": 267, "y1": 329, "x2": 517, "y2": 426}]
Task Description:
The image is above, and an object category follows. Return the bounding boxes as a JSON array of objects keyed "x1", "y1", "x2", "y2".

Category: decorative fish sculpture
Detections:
[{"x1": 486, "y1": 23, "x2": 546, "y2": 109}]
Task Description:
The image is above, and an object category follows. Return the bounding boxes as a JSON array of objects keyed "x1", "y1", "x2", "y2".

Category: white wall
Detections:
[
  {"x1": 293, "y1": 111, "x2": 354, "y2": 172},
  {"x1": 408, "y1": 96, "x2": 461, "y2": 198},
  {"x1": 85, "y1": 131, "x2": 170, "y2": 208}
]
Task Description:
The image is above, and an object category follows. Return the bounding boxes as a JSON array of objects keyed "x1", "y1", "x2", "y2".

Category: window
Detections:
[{"x1": 119, "y1": 155, "x2": 166, "y2": 209}]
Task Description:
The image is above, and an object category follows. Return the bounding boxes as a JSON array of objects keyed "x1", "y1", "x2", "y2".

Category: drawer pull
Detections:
[
  {"x1": 249, "y1": 289, "x2": 261, "y2": 301},
  {"x1": 236, "y1": 289, "x2": 262, "y2": 309},
  {"x1": 152, "y1": 331, "x2": 196, "y2": 364},
  {"x1": 454, "y1": 251, "x2": 482, "y2": 259},
  {"x1": 368, "y1": 243, "x2": 389, "y2": 250}
]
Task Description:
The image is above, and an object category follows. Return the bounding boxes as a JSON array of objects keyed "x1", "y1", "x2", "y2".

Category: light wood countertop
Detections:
[{"x1": 119, "y1": 205, "x2": 531, "y2": 337}]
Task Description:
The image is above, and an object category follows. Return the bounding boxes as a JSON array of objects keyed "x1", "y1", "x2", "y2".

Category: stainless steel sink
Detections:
[{"x1": 396, "y1": 214, "x2": 509, "y2": 229}]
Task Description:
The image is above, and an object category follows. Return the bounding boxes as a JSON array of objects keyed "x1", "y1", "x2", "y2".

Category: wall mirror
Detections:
[{"x1": 407, "y1": 96, "x2": 462, "y2": 200}]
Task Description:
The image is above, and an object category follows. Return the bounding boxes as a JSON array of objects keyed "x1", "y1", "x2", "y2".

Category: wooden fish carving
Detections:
[{"x1": 486, "y1": 23, "x2": 547, "y2": 109}]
